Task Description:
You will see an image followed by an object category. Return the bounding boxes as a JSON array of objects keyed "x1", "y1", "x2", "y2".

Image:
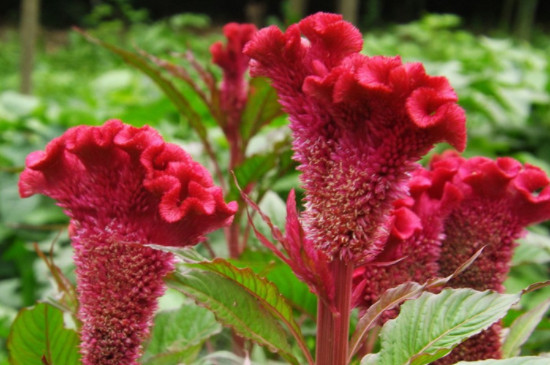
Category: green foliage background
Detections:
[{"x1": 1, "y1": 11, "x2": 549, "y2": 364}]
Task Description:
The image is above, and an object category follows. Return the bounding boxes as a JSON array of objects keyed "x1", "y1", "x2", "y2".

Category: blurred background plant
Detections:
[{"x1": 1, "y1": 0, "x2": 550, "y2": 363}]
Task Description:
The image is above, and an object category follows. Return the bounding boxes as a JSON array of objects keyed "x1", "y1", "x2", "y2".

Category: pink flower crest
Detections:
[
  {"x1": 19, "y1": 120, "x2": 237, "y2": 365},
  {"x1": 353, "y1": 151, "x2": 550, "y2": 363},
  {"x1": 430, "y1": 151, "x2": 550, "y2": 363},
  {"x1": 211, "y1": 23, "x2": 257, "y2": 119},
  {"x1": 210, "y1": 22, "x2": 257, "y2": 164},
  {"x1": 352, "y1": 169, "x2": 463, "y2": 317},
  {"x1": 244, "y1": 12, "x2": 466, "y2": 263}
]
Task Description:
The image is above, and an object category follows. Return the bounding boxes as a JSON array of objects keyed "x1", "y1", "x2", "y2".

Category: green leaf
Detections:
[
  {"x1": 184, "y1": 258, "x2": 304, "y2": 342},
  {"x1": 360, "y1": 354, "x2": 379, "y2": 365},
  {"x1": 236, "y1": 249, "x2": 317, "y2": 317},
  {"x1": 166, "y1": 269, "x2": 300, "y2": 364},
  {"x1": 228, "y1": 153, "x2": 277, "y2": 201},
  {"x1": 171, "y1": 254, "x2": 313, "y2": 364},
  {"x1": 454, "y1": 357, "x2": 550, "y2": 365},
  {"x1": 502, "y1": 298, "x2": 550, "y2": 358},
  {"x1": 375, "y1": 288, "x2": 519, "y2": 365},
  {"x1": 7, "y1": 302, "x2": 81, "y2": 365},
  {"x1": 350, "y1": 281, "x2": 425, "y2": 360},
  {"x1": 240, "y1": 77, "x2": 283, "y2": 143},
  {"x1": 141, "y1": 304, "x2": 221, "y2": 365},
  {"x1": 349, "y1": 248, "x2": 485, "y2": 360}
]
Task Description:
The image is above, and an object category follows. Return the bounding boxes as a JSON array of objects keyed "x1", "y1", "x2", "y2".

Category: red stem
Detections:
[
  {"x1": 315, "y1": 258, "x2": 353, "y2": 365},
  {"x1": 227, "y1": 212, "x2": 242, "y2": 259}
]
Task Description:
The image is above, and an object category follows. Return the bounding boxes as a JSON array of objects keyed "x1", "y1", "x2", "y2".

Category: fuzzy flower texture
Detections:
[
  {"x1": 354, "y1": 151, "x2": 550, "y2": 362},
  {"x1": 19, "y1": 120, "x2": 236, "y2": 365},
  {"x1": 245, "y1": 12, "x2": 466, "y2": 263}
]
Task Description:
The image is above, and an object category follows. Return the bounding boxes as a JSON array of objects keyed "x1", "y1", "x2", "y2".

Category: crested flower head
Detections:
[
  {"x1": 430, "y1": 151, "x2": 550, "y2": 292},
  {"x1": 19, "y1": 120, "x2": 236, "y2": 365},
  {"x1": 352, "y1": 167, "x2": 463, "y2": 316},
  {"x1": 427, "y1": 151, "x2": 550, "y2": 364},
  {"x1": 211, "y1": 23, "x2": 257, "y2": 131},
  {"x1": 244, "y1": 12, "x2": 466, "y2": 263}
]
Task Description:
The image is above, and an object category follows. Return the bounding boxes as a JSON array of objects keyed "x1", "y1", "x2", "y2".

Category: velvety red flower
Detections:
[
  {"x1": 352, "y1": 167, "x2": 462, "y2": 319},
  {"x1": 429, "y1": 151, "x2": 550, "y2": 363},
  {"x1": 210, "y1": 22, "x2": 257, "y2": 158},
  {"x1": 19, "y1": 120, "x2": 237, "y2": 365},
  {"x1": 244, "y1": 12, "x2": 466, "y2": 263},
  {"x1": 431, "y1": 151, "x2": 550, "y2": 292}
]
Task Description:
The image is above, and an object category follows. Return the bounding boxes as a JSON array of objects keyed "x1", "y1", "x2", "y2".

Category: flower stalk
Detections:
[
  {"x1": 316, "y1": 258, "x2": 353, "y2": 365},
  {"x1": 19, "y1": 120, "x2": 236, "y2": 364}
]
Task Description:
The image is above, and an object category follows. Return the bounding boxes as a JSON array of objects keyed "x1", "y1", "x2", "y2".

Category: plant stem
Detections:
[
  {"x1": 315, "y1": 257, "x2": 353, "y2": 365},
  {"x1": 227, "y1": 211, "x2": 242, "y2": 259}
]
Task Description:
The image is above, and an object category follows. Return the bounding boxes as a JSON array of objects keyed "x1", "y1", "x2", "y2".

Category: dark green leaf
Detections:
[{"x1": 228, "y1": 153, "x2": 277, "y2": 201}]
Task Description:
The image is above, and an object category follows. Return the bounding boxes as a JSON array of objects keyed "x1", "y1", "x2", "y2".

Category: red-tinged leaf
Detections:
[
  {"x1": 75, "y1": 29, "x2": 224, "y2": 185},
  {"x1": 164, "y1": 252, "x2": 313, "y2": 365},
  {"x1": 165, "y1": 269, "x2": 303, "y2": 364},
  {"x1": 349, "y1": 247, "x2": 485, "y2": 360},
  {"x1": 139, "y1": 49, "x2": 223, "y2": 124}
]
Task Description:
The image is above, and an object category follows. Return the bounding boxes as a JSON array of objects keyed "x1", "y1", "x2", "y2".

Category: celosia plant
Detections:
[
  {"x1": 18, "y1": 120, "x2": 236, "y2": 365},
  {"x1": 10, "y1": 12, "x2": 550, "y2": 365},
  {"x1": 353, "y1": 151, "x2": 550, "y2": 363},
  {"x1": 430, "y1": 152, "x2": 550, "y2": 363},
  {"x1": 79, "y1": 21, "x2": 284, "y2": 260},
  {"x1": 244, "y1": 12, "x2": 466, "y2": 365}
]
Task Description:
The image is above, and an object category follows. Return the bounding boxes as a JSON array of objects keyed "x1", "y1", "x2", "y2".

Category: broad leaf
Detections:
[
  {"x1": 454, "y1": 357, "x2": 550, "y2": 365},
  {"x1": 7, "y1": 302, "x2": 81, "y2": 365},
  {"x1": 170, "y1": 252, "x2": 313, "y2": 364},
  {"x1": 375, "y1": 288, "x2": 519, "y2": 365},
  {"x1": 141, "y1": 304, "x2": 221, "y2": 365},
  {"x1": 349, "y1": 248, "x2": 485, "y2": 360},
  {"x1": 350, "y1": 281, "x2": 425, "y2": 360},
  {"x1": 166, "y1": 269, "x2": 300, "y2": 364},
  {"x1": 183, "y1": 258, "x2": 306, "y2": 347},
  {"x1": 501, "y1": 298, "x2": 550, "y2": 357}
]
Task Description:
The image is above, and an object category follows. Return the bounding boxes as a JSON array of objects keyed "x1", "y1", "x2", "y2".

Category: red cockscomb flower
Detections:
[
  {"x1": 210, "y1": 22, "x2": 257, "y2": 166},
  {"x1": 428, "y1": 151, "x2": 550, "y2": 363},
  {"x1": 244, "y1": 12, "x2": 466, "y2": 263},
  {"x1": 19, "y1": 120, "x2": 237, "y2": 365},
  {"x1": 211, "y1": 23, "x2": 257, "y2": 121},
  {"x1": 352, "y1": 167, "x2": 462, "y2": 319}
]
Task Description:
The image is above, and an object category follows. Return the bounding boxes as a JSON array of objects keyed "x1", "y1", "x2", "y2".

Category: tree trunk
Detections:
[
  {"x1": 338, "y1": 0, "x2": 360, "y2": 26},
  {"x1": 20, "y1": 0, "x2": 40, "y2": 95},
  {"x1": 286, "y1": 0, "x2": 308, "y2": 23},
  {"x1": 514, "y1": 0, "x2": 538, "y2": 40}
]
